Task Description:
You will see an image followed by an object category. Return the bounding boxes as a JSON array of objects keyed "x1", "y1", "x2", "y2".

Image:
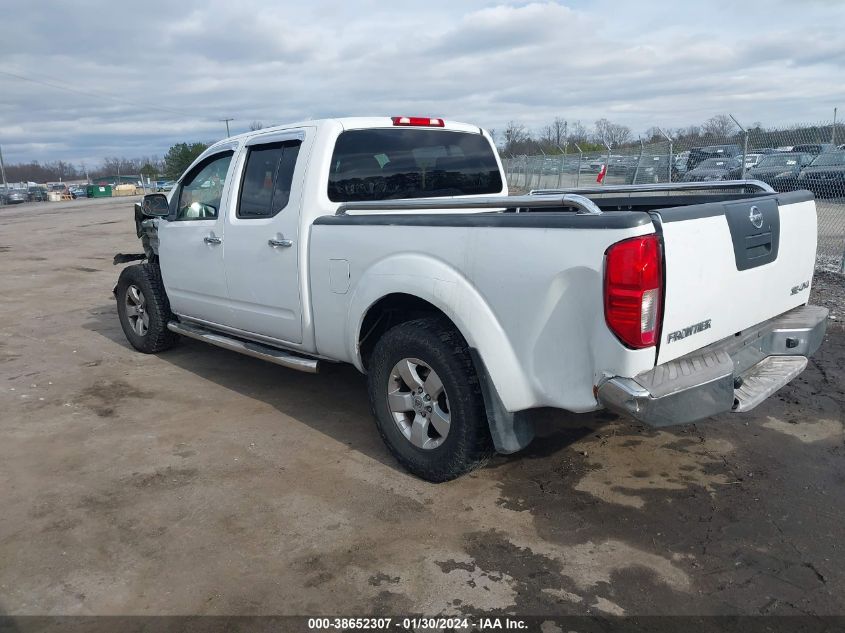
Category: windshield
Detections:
[
  {"x1": 810, "y1": 151, "x2": 845, "y2": 167},
  {"x1": 757, "y1": 154, "x2": 804, "y2": 167},
  {"x1": 698, "y1": 158, "x2": 738, "y2": 169},
  {"x1": 328, "y1": 128, "x2": 503, "y2": 202}
]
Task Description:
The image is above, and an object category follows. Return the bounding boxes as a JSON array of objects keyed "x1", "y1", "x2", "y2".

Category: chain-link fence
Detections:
[{"x1": 503, "y1": 119, "x2": 845, "y2": 272}]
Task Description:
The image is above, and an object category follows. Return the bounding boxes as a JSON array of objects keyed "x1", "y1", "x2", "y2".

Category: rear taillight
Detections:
[
  {"x1": 391, "y1": 116, "x2": 445, "y2": 127},
  {"x1": 604, "y1": 234, "x2": 663, "y2": 348}
]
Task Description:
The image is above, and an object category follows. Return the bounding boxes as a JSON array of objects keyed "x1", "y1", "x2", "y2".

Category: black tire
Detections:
[
  {"x1": 115, "y1": 263, "x2": 179, "y2": 354},
  {"x1": 367, "y1": 317, "x2": 494, "y2": 482}
]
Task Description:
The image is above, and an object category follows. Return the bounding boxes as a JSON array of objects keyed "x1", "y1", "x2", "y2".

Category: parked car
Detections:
[
  {"x1": 156, "y1": 180, "x2": 176, "y2": 192},
  {"x1": 686, "y1": 144, "x2": 742, "y2": 170},
  {"x1": 747, "y1": 153, "x2": 813, "y2": 192},
  {"x1": 113, "y1": 116, "x2": 827, "y2": 482},
  {"x1": 3, "y1": 188, "x2": 29, "y2": 204},
  {"x1": 775, "y1": 146, "x2": 794, "y2": 152},
  {"x1": 68, "y1": 186, "x2": 87, "y2": 199},
  {"x1": 28, "y1": 186, "x2": 49, "y2": 202},
  {"x1": 792, "y1": 143, "x2": 837, "y2": 156},
  {"x1": 682, "y1": 157, "x2": 743, "y2": 181},
  {"x1": 796, "y1": 150, "x2": 845, "y2": 198}
]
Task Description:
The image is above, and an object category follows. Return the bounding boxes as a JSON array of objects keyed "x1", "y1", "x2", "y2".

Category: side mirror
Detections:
[{"x1": 140, "y1": 193, "x2": 170, "y2": 217}]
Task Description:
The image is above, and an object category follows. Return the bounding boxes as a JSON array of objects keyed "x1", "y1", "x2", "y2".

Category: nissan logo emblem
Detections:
[{"x1": 749, "y1": 205, "x2": 763, "y2": 229}]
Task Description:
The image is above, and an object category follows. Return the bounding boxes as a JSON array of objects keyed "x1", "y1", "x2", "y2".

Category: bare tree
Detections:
[
  {"x1": 594, "y1": 118, "x2": 632, "y2": 147},
  {"x1": 504, "y1": 121, "x2": 528, "y2": 147},
  {"x1": 539, "y1": 117, "x2": 568, "y2": 149},
  {"x1": 567, "y1": 121, "x2": 589, "y2": 145},
  {"x1": 702, "y1": 114, "x2": 736, "y2": 138},
  {"x1": 249, "y1": 121, "x2": 264, "y2": 131}
]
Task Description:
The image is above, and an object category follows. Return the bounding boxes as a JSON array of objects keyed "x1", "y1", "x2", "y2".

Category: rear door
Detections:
[
  {"x1": 655, "y1": 193, "x2": 817, "y2": 364},
  {"x1": 222, "y1": 130, "x2": 308, "y2": 344}
]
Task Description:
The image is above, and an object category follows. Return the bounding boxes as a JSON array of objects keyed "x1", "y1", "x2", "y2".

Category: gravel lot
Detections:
[{"x1": 0, "y1": 197, "x2": 843, "y2": 617}]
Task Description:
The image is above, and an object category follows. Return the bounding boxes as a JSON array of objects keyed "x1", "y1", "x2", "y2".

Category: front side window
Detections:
[
  {"x1": 328, "y1": 128, "x2": 503, "y2": 202},
  {"x1": 237, "y1": 141, "x2": 302, "y2": 218},
  {"x1": 175, "y1": 151, "x2": 234, "y2": 221}
]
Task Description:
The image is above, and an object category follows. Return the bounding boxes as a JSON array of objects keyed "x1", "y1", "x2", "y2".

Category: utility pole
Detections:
[
  {"x1": 833, "y1": 107, "x2": 838, "y2": 145},
  {"x1": 730, "y1": 114, "x2": 749, "y2": 178},
  {"x1": 0, "y1": 144, "x2": 7, "y2": 189},
  {"x1": 220, "y1": 118, "x2": 234, "y2": 137},
  {"x1": 573, "y1": 142, "x2": 583, "y2": 187},
  {"x1": 656, "y1": 128, "x2": 674, "y2": 183}
]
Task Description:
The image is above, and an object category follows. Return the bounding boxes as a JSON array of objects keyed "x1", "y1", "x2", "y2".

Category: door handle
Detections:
[
  {"x1": 268, "y1": 238, "x2": 293, "y2": 248},
  {"x1": 204, "y1": 236, "x2": 222, "y2": 245}
]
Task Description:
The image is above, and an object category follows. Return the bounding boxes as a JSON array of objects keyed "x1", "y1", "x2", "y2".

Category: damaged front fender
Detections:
[{"x1": 113, "y1": 204, "x2": 162, "y2": 274}]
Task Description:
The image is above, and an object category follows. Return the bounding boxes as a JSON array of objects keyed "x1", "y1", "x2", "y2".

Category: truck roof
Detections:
[{"x1": 210, "y1": 117, "x2": 486, "y2": 150}]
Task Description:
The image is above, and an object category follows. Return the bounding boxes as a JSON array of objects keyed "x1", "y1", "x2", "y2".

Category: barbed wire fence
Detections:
[{"x1": 502, "y1": 117, "x2": 845, "y2": 273}]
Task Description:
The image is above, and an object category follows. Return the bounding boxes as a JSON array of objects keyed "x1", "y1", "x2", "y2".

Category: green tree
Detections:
[
  {"x1": 140, "y1": 163, "x2": 158, "y2": 180},
  {"x1": 164, "y1": 142, "x2": 208, "y2": 179}
]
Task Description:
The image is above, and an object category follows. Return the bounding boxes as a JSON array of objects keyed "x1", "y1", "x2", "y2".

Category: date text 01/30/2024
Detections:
[{"x1": 306, "y1": 617, "x2": 528, "y2": 630}]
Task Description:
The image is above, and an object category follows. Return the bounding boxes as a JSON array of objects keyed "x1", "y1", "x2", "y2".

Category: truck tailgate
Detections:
[{"x1": 655, "y1": 192, "x2": 817, "y2": 365}]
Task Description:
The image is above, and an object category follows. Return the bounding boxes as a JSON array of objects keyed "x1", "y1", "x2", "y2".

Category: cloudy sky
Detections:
[{"x1": 1, "y1": 0, "x2": 843, "y2": 165}]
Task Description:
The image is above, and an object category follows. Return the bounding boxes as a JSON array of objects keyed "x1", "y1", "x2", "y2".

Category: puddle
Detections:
[
  {"x1": 572, "y1": 430, "x2": 734, "y2": 508},
  {"x1": 763, "y1": 416, "x2": 844, "y2": 443}
]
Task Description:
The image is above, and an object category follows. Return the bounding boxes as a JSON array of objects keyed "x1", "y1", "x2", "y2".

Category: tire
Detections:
[
  {"x1": 367, "y1": 317, "x2": 494, "y2": 482},
  {"x1": 115, "y1": 263, "x2": 179, "y2": 354}
]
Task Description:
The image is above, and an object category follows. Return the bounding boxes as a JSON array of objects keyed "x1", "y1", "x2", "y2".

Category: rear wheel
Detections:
[
  {"x1": 367, "y1": 317, "x2": 494, "y2": 482},
  {"x1": 116, "y1": 263, "x2": 179, "y2": 354}
]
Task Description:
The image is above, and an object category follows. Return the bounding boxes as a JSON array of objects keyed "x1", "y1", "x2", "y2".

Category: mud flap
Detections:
[{"x1": 469, "y1": 348, "x2": 535, "y2": 454}]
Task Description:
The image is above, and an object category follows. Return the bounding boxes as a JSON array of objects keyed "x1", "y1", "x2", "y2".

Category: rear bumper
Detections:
[{"x1": 597, "y1": 304, "x2": 828, "y2": 427}]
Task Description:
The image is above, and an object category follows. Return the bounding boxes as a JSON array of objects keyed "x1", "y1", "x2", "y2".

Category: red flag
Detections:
[{"x1": 596, "y1": 163, "x2": 607, "y2": 183}]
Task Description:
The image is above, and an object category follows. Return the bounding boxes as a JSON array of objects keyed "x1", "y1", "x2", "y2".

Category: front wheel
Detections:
[
  {"x1": 115, "y1": 263, "x2": 179, "y2": 354},
  {"x1": 367, "y1": 317, "x2": 494, "y2": 482}
]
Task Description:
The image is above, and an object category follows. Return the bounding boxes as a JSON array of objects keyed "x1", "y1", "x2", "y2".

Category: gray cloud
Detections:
[{"x1": 0, "y1": 0, "x2": 842, "y2": 164}]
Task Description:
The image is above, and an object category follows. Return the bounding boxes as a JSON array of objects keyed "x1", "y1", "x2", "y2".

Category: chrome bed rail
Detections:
[
  {"x1": 335, "y1": 193, "x2": 603, "y2": 216},
  {"x1": 530, "y1": 179, "x2": 775, "y2": 196}
]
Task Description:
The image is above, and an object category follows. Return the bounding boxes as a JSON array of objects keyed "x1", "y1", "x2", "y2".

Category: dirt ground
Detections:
[{"x1": 0, "y1": 197, "x2": 843, "y2": 617}]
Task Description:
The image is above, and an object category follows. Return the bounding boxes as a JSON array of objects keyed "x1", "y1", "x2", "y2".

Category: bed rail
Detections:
[
  {"x1": 335, "y1": 193, "x2": 603, "y2": 216},
  {"x1": 530, "y1": 180, "x2": 775, "y2": 196}
]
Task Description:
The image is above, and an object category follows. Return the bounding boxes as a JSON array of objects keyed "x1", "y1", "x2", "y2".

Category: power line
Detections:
[{"x1": 0, "y1": 69, "x2": 206, "y2": 119}]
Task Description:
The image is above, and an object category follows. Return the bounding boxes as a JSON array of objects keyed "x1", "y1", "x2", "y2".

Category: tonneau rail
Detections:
[
  {"x1": 530, "y1": 179, "x2": 775, "y2": 196},
  {"x1": 335, "y1": 194, "x2": 603, "y2": 216}
]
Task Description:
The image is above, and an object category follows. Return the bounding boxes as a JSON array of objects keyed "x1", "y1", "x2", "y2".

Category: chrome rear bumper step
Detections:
[
  {"x1": 167, "y1": 321, "x2": 320, "y2": 374},
  {"x1": 597, "y1": 304, "x2": 828, "y2": 427},
  {"x1": 733, "y1": 356, "x2": 807, "y2": 412}
]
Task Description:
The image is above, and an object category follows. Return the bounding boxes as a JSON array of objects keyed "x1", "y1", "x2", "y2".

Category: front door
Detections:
[
  {"x1": 223, "y1": 133, "x2": 306, "y2": 344},
  {"x1": 157, "y1": 150, "x2": 235, "y2": 326}
]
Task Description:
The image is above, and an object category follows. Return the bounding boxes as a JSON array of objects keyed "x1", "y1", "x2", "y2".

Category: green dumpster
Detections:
[{"x1": 87, "y1": 184, "x2": 112, "y2": 198}]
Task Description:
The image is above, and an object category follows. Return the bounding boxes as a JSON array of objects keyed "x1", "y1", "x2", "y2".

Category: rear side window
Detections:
[
  {"x1": 328, "y1": 129, "x2": 503, "y2": 202},
  {"x1": 238, "y1": 141, "x2": 302, "y2": 218}
]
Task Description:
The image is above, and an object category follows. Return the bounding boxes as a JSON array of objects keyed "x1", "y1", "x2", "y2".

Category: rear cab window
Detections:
[{"x1": 327, "y1": 128, "x2": 503, "y2": 202}]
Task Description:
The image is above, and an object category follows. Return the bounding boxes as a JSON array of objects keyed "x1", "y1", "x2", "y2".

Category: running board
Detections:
[{"x1": 167, "y1": 321, "x2": 320, "y2": 374}]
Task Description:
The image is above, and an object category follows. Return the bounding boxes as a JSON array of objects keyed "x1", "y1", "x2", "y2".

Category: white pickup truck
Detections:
[{"x1": 114, "y1": 116, "x2": 828, "y2": 481}]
